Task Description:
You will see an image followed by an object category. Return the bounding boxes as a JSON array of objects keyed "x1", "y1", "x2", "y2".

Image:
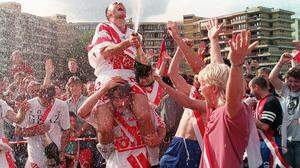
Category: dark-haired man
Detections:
[
  {"x1": 60, "y1": 58, "x2": 87, "y2": 85},
  {"x1": 134, "y1": 62, "x2": 166, "y2": 106},
  {"x1": 249, "y1": 76, "x2": 285, "y2": 167},
  {"x1": 16, "y1": 85, "x2": 70, "y2": 167},
  {"x1": 78, "y1": 78, "x2": 166, "y2": 167},
  {"x1": 269, "y1": 53, "x2": 300, "y2": 168},
  {"x1": 87, "y1": 2, "x2": 156, "y2": 148}
]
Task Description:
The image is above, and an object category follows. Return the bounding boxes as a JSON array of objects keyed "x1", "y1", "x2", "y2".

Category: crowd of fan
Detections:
[
  {"x1": 0, "y1": 51, "x2": 106, "y2": 167},
  {"x1": 0, "y1": 17, "x2": 299, "y2": 168}
]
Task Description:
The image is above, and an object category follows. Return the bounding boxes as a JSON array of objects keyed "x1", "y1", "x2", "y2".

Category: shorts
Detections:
[
  {"x1": 160, "y1": 137, "x2": 201, "y2": 168},
  {"x1": 106, "y1": 147, "x2": 150, "y2": 168}
]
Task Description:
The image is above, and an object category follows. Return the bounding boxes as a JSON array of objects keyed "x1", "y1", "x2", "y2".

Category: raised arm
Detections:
[
  {"x1": 154, "y1": 72, "x2": 206, "y2": 113},
  {"x1": 206, "y1": 18, "x2": 224, "y2": 64},
  {"x1": 15, "y1": 124, "x2": 50, "y2": 137},
  {"x1": 269, "y1": 53, "x2": 292, "y2": 91},
  {"x1": 77, "y1": 77, "x2": 126, "y2": 119},
  {"x1": 5, "y1": 100, "x2": 29, "y2": 124},
  {"x1": 102, "y1": 35, "x2": 148, "y2": 65},
  {"x1": 226, "y1": 30, "x2": 258, "y2": 118},
  {"x1": 167, "y1": 47, "x2": 191, "y2": 95},
  {"x1": 43, "y1": 58, "x2": 54, "y2": 86},
  {"x1": 167, "y1": 21, "x2": 204, "y2": 73},
  {"x1": 100, "y1": 38, "x2": 131, "y2": 59},
  {"x1": 197, "y1": 41, "x2": 206, "y2": 62},
  {"x1": 134, "y1": 37, "x2": 150, "y2": 65}
]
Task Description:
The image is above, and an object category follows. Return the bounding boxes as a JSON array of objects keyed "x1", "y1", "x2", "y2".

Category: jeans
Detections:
[{"x1": 284, "y1": 141, "x2": 300, "y2": 168}]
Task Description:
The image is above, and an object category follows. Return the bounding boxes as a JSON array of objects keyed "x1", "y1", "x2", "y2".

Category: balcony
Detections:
[
  {"x1": 258, "y1": 52, "x2": 272, "y2": 57},
  {"x1": 248, "y1": 18, "x2": 273, "y2": 23},
  {"x1": 200, "y1": 36, "x2": 209, "y2": 40},
  {"x1": 219, "y1": 30, "x2": 232, "y2": 35},
  {"x1": 272, "y1": 27, "x2": 293, "y2": 31},
  {"x1": 231, "y1": 19, "x2": 247, "y2": 25},
  {"x1": 232, "y1": 29, "x2": 245, "y2": 33},
  {"x1": 272, "y1": 18, "x2": 293, "y2": 23},
  {"x1": 259, "y1": 62, "x2": 277, "y2": 66},
  {"x1": 271, "y1": 36, "x2": 294, "y2": 40},
  {"x1": 220, "y1": 48, "x2": 230, "y2": 52},
  {"x1": 219, "y1": 40, "x2": 229, "y2": 44}
]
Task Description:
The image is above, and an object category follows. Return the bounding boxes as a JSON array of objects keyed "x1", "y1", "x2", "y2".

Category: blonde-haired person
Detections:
[
  {"x1": 197, "y1": 63, "x2": 229, "y2": 107},
  {"x1": 199, "y1": 30, "x2": 259, "y2": 168},
  {"x1": 159, "y1": 18, "x2": 224, "y2": 168},
  {"x1": 154, "y1": 30, "x2": 259, "y2": 167}
]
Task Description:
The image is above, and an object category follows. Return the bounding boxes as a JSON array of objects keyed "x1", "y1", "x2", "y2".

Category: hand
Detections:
[
  {"x1": 0, "y1": 143, "x2": 10, "y2": 152},
  {"x1": 147, "y1": 49, "x2": 155, "y2": 58},
  {"x1": 162, "y1": 52, "x2": 172, "y2": 63},
  {"x1": 167, "y1": 21, "x2": 179, "y2": 39},
  {"x1": 20, "y1": 100, "x2": 30, "y2": 112},
  {"x1": 206, "y1": 18, "x2": 224, "y2": 40},
  {"x1": 278, "y1": 52, "x2": 292, "y2": 66},
  {"x1": 45, "y1": 58, "x2": 54, "y2": 75},
  {"x1": 182, "y1": 38, "x2": 193, "y2": 48},
  {"x1": 36, "y1": 124, "x2": 51, "y2": 133},
  {"x1": 103, "y1": 77, "x2": 126, "y2": 90},
  {"x1": 197, "y1": 41, "x2": 206, "y2": 59},
  {"x1": 143, "y1": 132, "x2": 161, "y2": 147},
  {"x1": 244, "y1": 97, "x2": 257, "y2": 109},
  {"x1": 228, "y1": 30, "x2": 258, "y2": 67},
  {"x1": 129, "y1": 35, "x2": 141, "y2": 48},
  {"x1": 152, "y1": 71, "x2": 162, "y2": 82}
]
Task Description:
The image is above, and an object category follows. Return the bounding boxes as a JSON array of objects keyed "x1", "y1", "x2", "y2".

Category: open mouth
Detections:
[{"x1": 117, "y1": 6, "x2": 125, "y2": 12}]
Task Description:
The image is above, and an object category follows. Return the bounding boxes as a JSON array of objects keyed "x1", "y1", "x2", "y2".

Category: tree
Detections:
[{"x1": 64, "y1": 30, "x2": 95, "y2": 81}]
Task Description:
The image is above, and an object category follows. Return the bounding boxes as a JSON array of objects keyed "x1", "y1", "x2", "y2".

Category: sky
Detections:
[{"x1": 1, "y1": 0, "x2": 300, "y2": 22}]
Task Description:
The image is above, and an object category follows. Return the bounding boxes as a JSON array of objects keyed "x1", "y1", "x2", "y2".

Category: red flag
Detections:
[
  {"x1": 156, "y1": 38, "x2": 166, "y2": 69},
  {"x1": 292, "y1": 50, "x2": 300, "y2": 63},
  {"x1": 155, "y1": 38, "x2": 168, "y2": 76}
]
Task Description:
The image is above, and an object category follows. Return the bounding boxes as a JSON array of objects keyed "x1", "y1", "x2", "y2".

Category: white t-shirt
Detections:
[
  {"x1": 0, "y1": 99, "x2": 13, "y2": 138},
  {"x1": 88, "y1": 22, "x2": 142, "y2": 88},
  {"x1": 0, "y1": 99, "x2": 15, "y2": 167},
  {"x1": 19, "y1": 98, "x2": 70, "y2": 167},
  {"x1": 278, "y1": 84, "x2": 300, "y2": 141},
  {"x1": 106, "y1": 105, "x2": 164, "y2": 167}
]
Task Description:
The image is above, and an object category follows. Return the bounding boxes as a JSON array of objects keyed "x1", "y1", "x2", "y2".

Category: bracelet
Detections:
[{"x1": 232, "y1": 62, "x2": 244, "y2": 68}]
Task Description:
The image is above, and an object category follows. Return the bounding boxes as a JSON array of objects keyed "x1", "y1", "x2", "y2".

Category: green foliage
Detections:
[{"x1": 65, "y1": 30, "x2": 95, "y2": 81}]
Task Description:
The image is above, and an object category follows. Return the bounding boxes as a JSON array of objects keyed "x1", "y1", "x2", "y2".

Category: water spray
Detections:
[
  {"x1": 131, "y1": 0, "x2": 144, "y2": 61},
  {"x1": 132, "y1": 0, "x2": 142, "y2": 33}
]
